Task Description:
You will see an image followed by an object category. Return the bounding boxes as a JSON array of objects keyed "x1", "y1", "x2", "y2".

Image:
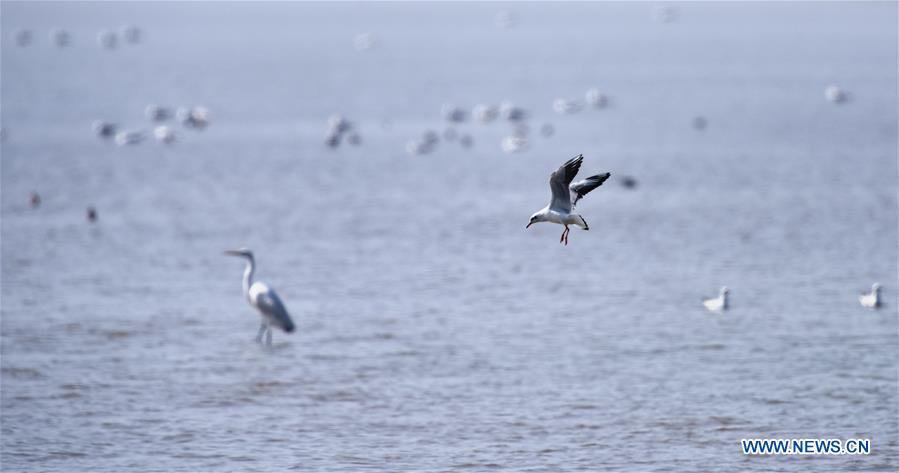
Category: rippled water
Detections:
[{"x1": 2, "y1": 2, "x2": 897, "y2": 472}]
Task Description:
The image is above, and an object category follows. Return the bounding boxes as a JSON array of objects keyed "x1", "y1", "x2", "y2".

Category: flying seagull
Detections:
[
  {"x1": 526, "y1": 154, "x2": 611, "y2": 245},
  {"x1": 703, "y1": 286, "x2": 729, "y2": 312},
  {"x1": 859, "y1": 283, "x2": 881, "y2": 309},
  {"x1": 224, "y1": 248, "x2": 295, "y2": 345}
]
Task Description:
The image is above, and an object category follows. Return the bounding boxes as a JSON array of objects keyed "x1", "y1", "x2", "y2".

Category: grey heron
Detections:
[
  {"x1": 224, "y1": 248, "x2": 295, "y2": 345},
  {"x1": 526, "y1": 154, "x2": 611, "y2": 245}
]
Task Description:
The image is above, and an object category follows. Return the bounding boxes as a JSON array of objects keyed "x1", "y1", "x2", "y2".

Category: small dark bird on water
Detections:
[
  {"x1": 87, "y1": 207, "x2": 98, "y2": 223},
  {"x1": 29, "y1": 192, "x2": 41, "y2": 208},
  {"x1": 620, "y1": 175, "x2": 638, "y2": 189}
]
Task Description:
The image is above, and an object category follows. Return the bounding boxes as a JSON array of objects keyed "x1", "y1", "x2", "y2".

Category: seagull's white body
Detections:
[
  {"x1": 859, "y1": 283, "x2": 881, "y2": 309},
  {"x1": 225, "y1": 248, "x2": 295, "y2": 346},
  {"x1": 526, "y1": 154, "x2": 610, "y2": 245},
  {"x1": 535, "y1": 208, "x2": 588, "y2": 228},
  {"x1": 703, "y1": 287, "x2": 729, "y2": 312}
]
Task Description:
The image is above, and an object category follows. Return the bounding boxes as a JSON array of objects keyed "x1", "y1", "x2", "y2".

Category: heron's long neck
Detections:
[{"x1": 242, "y1": 258, "x2": 256, "y2": 295}]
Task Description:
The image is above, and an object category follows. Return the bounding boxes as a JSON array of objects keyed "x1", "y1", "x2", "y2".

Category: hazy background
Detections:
[{"x1": 2, "y1": 2, "x2": 897, "y2": 471}]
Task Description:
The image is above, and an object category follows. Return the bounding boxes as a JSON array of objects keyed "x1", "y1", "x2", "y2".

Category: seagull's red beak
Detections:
[{"x1": 526, "y1": 222, "x2": 533, "y2": 229}]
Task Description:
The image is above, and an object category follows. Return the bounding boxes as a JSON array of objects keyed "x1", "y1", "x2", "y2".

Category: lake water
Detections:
[{"x1": 1, "y1": 2, "x2": 897, "y2": 471}]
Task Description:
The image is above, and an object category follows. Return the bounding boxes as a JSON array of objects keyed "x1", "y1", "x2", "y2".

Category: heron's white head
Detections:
[
  {"x1": 224, "y1": 248, "x2": 254, "y2": 260},
  {"x1": 872, "y1": 283, "x2": 881, "y2": 292},
  {"x1": 720, "y1": 286, "x2": 729, "y2": 296},
  {"x1": 526, "y1": 210, "x2": 547, "y2": 229}
]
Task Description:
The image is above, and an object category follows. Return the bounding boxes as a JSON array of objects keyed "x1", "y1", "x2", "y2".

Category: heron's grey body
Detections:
[
  {"x1": 225, "y1": 248, "x2": 295, "y2": 345},
  {"x1": 526, "y1": 154, "x2": 611, "y2": 245}
]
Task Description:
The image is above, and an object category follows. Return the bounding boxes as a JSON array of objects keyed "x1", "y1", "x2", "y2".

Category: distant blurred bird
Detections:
[
  {"x1": 825, "y1": 85, "x2": 847, "y2": 103},
  {"x1": 620, "y1": 175, "x2": 638, "y2": 189},
  {"x1": 153, "y1": 125, "x2": 175, "y2": 144},
  {"x1": 500, "y1": 101, "x2": 528, "y2": 122},
  {"x1": 652, "y1": 4, "x2": 678, "y2": 23},
  {"x1": 50, "y1": 29, "x2": 70, "y2": 47},
  {"x1": 324, "y1": 114, "x2": 352, "y2": 148},
  {"x1": 441, "y1": 104, "x2": 467, "y2": 123},
  {"x1": 859, "y1": 283, "x2": 881, "y2": 309},
  {"x1": 121, "y1": 25, "x2": 141, "y2": 44},
  {"x1": 145, "y1": 104, "x2": 171, "y2": 121},
  {"x1": 472, "y1": 104, "x2": 498, "y2": 123},
  {"x1": 224, "y1": 248, "x2": 296, "y2": 346},
  {"x1": 177, "y1": 106, "x2": 210, "y2": 129},
  {"x1": 501, "y1": 135, "x2": 528, "y2": 154},
  {"x1": 115, "y1": 130, "x2": 144, "y2": 146},
  {"x1": 15, "y1": 29, "x2": 33, "y2": 47},
  {"x1": 97, "y1": 30, "x2": 117, "y2": 49},
  {"x1": 692, "y1": 116, "x2": 707, "y2": 130},
  {"x1": 703, "y1": 287, "x2": 729, "y2": 312},
  {"x1": 552, "y1": 98, "x2": 582, "y2": 114},
  {"x1": 353, "y1": 32, "x2": 377, "y2": 52},
  {"x1": 585, "y1": 88, "x2": 608, "y2": 109},
  {"x1": 406, "y1": 130, "x2": 439, "y2": 156},
  {"x1": 526, "y1": 154, "x2": 611, "y2": 245},
  {"x1": 86, "y1": 206, "x2": 98, "y2": 223},
  {"x1": 29, "y1": 192, "x2": 41, "y2": 208},
  {"x1": 92, "y1": 120, "x2": 117, "y2": 139},
  {"x1": 495, "y1": 10, "x2": 517, "y2": 29}
]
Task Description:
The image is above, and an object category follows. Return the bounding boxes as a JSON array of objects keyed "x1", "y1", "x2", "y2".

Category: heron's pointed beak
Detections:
[{"x1": 223, "y1": 250, "x2": 241, "y2": 256}]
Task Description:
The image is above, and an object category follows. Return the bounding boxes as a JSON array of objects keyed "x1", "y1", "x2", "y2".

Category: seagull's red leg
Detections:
[
  {"x1": 560, "y1": 227, "x2": 566, "y2": 244},
  {"x1": 564, "y1": 227, "x2": 569, "y2": 245}
]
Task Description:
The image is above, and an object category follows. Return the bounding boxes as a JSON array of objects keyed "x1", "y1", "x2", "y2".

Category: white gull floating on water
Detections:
[
  {"x1": 859, "y1": 283, "x2": 881, "y2": 309},
  {"x1": 526, "y1": 154, "x2": 611, "y2": 245},
  {"x1": 703, "y1": 287, "x2": 729, "y2": 312},
  {"x1": 153, "y1": 126, "x2": 175, "y2": 144}
]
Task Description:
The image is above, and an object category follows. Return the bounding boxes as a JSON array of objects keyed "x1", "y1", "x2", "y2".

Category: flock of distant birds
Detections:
[
  {"x1": 4, "y1": 12, "x2": 875, "y2": 347},
  {"x1": 92, "y1": 104, "x2": 211, "y2": 147}
]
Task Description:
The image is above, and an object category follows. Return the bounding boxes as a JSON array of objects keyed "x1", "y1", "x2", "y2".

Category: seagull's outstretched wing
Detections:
[
  {"x1": 548, "y1": 154, "x2": 583, "y2": 212},
  {"x1": 251, "y1": 282, "x2": 295, "y2": 333},
  {"x1": 570, "y1": 172, "x2": 611, "y2": 207}
]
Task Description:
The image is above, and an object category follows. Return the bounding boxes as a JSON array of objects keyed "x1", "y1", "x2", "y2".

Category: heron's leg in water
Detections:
[
  {"x1": 255, "y1": 323, "x2": 267, "y2": 343},
  {"x1": 265, "y1": 327, "x2": 273, "y2": 346}
]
